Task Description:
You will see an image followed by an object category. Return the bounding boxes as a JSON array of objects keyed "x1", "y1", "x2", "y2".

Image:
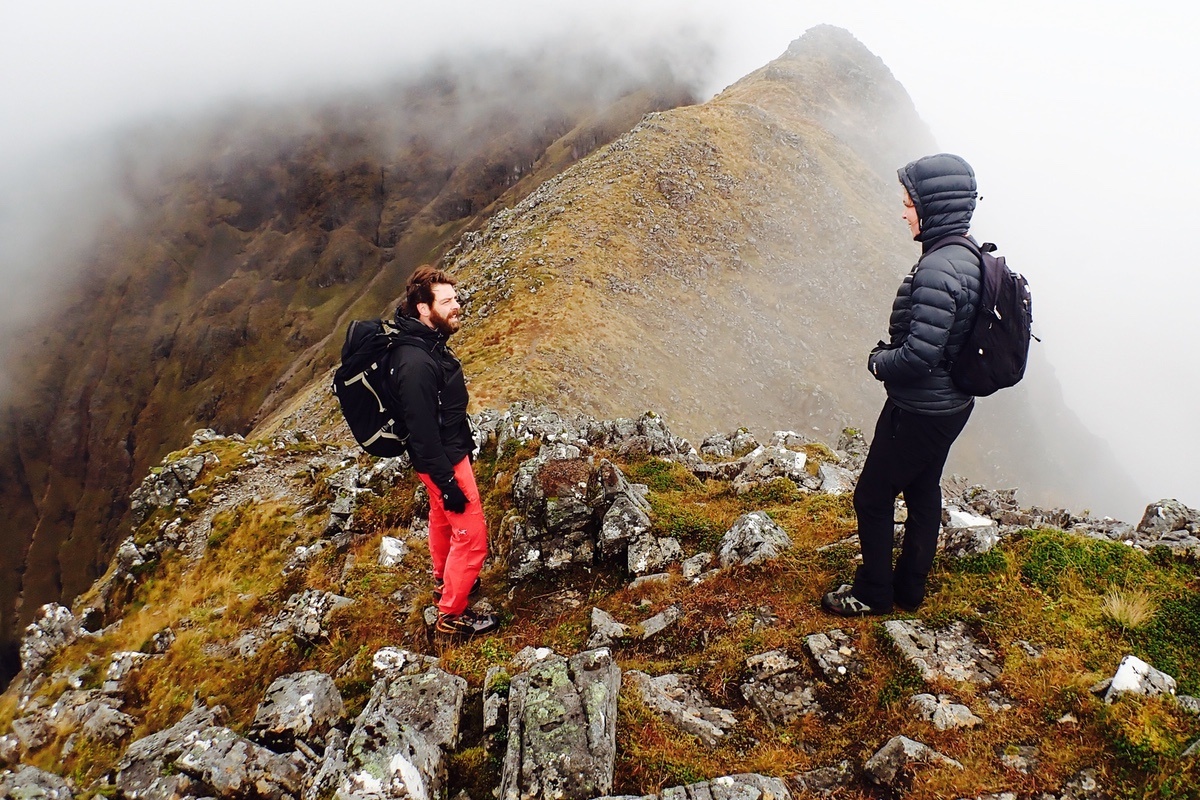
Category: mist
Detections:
[{"x1": 2, "y1": 0, "x2": 1196, "y2": 524}]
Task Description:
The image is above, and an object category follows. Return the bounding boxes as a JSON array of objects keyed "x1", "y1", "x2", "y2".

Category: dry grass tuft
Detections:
[{"x1": 1101, "y1": 588, "x2": 1156, "y2": 630}]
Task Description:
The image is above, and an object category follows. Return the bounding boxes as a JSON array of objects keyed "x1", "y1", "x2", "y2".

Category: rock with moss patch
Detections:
[
  {"x1": 130, "y1": 453, "x2": 207, "y2": 524},
  {"x1": 718, "y1": 512, "x2": 793, "y2": 568},
  {"x1": 863, "y1": 735, "x2": 962, "y2": 786},
  {"x1": 910, "y1": 694, "x2": 982, "y2": 730},
  {"x1": 500, "y1": 648, "x2": 620, "y2": 800}
]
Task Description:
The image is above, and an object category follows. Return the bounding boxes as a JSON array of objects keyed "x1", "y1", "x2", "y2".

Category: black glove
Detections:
[{"x1": 437, "y1": 478, "x2": 469, "y2": 514}]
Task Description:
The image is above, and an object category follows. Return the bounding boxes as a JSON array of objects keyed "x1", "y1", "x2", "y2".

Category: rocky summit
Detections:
[{"x1": 0, "y1": 402, "x2": 1196, "y2": 799}]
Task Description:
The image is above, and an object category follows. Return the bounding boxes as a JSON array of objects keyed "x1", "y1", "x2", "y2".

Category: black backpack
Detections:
[
  {"x1": 332, "y1": 319, "x2": 420, "y2": 457},
  {"x1": 931, "y1": 235, "x2": 1034, "y2": 397}
]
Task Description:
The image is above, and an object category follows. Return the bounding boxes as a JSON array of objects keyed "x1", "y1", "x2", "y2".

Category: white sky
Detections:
[{"x1": 2, "y1": 0, "x2": 1197, "y2": 518}]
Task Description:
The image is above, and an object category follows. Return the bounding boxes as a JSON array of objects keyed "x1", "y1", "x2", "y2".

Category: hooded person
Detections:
[
  {"x1": 822, "y1": 153, "x2": 983, "y2": 616},
  {"x1": 388, "y1": 264, "x2": 498, "y2": 637}
]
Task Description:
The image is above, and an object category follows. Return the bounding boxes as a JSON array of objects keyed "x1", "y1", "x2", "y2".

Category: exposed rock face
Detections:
[
  {"x1": 500, "y1": 648, "x2": 620, "y2": 800},
  {"x1": 863, "y1": 735, "x2": 963, "y2": 786},
  {"x1": 233, "y1": 590, "x2": 353, "y2": 657},
  {"x1": 795, "y1": 761, "x2": 854, "y2": 796},
  {"x1": 250, "y1": 671, "x2": 346, "y2": 751},
  {"x1": 625, "y1": 671, "x2": 737, "y2": 747},
  {"x1": 174, "y1": 725, "x2": 304, "y2": 799},
  {"x1": 1137, "y1": 499, "x2": 1199, "y2": 536},
  {"x1": 20, "y1": 604, "x2": 85, "y2": 676},
  {"x1": 509, "y1": 445, "x2": 600, "y2": 580},
  {"x1": 588, "y1": 608, "x2": 631, "y2": 649},
  {"x1": 129, "y1": 453, "x2": 208, "y2": 525},
  {"x1": 115, "y1": 704, "x2": 227, "y2": 799},
  {"x1": 882, "y1": 620, "x2": 1002, "y2": 685},
  {"x1": 718, "y1": 513, "x2": 793, "y2": 568},
  {"x1": 103, "y1": 650, "x2": 155, "y2": 693},
  {"x1": 336, "y1": 655, "x2": 466, "y2": 800}
]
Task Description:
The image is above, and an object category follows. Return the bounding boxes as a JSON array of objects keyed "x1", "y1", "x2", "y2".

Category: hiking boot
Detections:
[
  {"x1": 435, "y1": 608, "x2": 499, "y2": 638},
  {"x1": 821, "y1": 584, "x2": 886, "y2": 617},
  {"x1": 432, "y1": 576, "x2": 482, "y2": 604}
]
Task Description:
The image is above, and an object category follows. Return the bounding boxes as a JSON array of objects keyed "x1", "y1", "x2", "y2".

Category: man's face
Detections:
[
  {"x1": 421, "y1": 282, "x2": 461, "y2": 335},
  {"x1": 902, "y1": 190, "x2": 920, "y2": 239}
]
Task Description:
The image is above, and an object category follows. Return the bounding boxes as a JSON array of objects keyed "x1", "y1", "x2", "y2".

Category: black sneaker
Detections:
[
  {"x1": 821, "y1": 584, "x2": 886, "y2": 617},
  {"x1": 435, "y1": 608, "x2": 499, "y2": 637},
  {"x1": 432, "y1": 576, "x2": 482, "y2": 603}
]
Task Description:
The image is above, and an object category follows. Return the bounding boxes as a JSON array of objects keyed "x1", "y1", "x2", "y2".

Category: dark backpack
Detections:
[
  {"x1": 931, "y1": 235, "x2": 1034, "y2": 397},
  {"x1": 332, "y1": 319, "x2": 419, "y2": 457}
]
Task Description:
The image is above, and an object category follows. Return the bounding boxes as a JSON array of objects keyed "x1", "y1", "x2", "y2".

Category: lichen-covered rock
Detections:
[
  {"x1": 115, "y1": 704, "x2": 226, "y2": 799},
  {"x1": 595, "y1": 773, "x2": 791, "y2": 800},
  {"x1": 627, "y1": 535, "x2": 683, "y2": 576},
  {"x1": 20, "y1": 603, "x2": 85, "y2": 676},
  {"x1": 335, "y1": 663, "x2": 466, "y2": 800},
  {"x1": 588, "y1": 608, "x2": 631, "y2": 649},
  {"x1": 81, "y1": 704, "x2": 137, "y2": 742},
  {"x1": 500, "y1": 648, "x2": 620, "y2": 800},
  {"x1": 909, "y1": 694, "x2": 982, "y2": 730},
  {"x1": 305, "y1": 728, "x2": 348, "y2": 800},
  {"x1": 599, "y1": 495, "x2": 653, "y2": 560},
  {"x1": 130, "y1": 453, "x2": 207, "y2": 524},
  {"x1": 817, "y1": 463, "x2": 855, "y2": 495},
  {"x1": 11, "y1": 712, "x2": 52, "y2": 750},
  {"x1": 250, "y1": 671, "x2": 345, "y2": 751},
  {"x1": 882, "y1": 619, "x2": 1002, "y2": 685},
  {"x1": 740, "y1": 651, "x2": 823, "y2": 725},
  {"x1": 0, "y1": 764, "x2": 76, "y2": 800},
  {"x1": 638, "y1": 605, "x2": 682, "y2": 640},
  {"x1": 718, "y1": 512, "x2": 793, "y2": 568},
  {"x1": 371, "y1": 647, "x2": 441, "y2": 681},
  {"x1": 174, "y1": 725, "x2": 304, "y2": 799},
  {"x1": 804, "y1": 629, "x2": 863, "y2": 683},
  {"x1": 1137, "y1": 499, "x2": 1198, "y2": 536},
  {"x1": 795, "y1": 761, "x2": 854, "y2": 796},
  {"x1": 378, "y1": 537, "x2": 409, "y2": 567},
  {"x1": 732, "y1": 446, "x2": 808, "y2": 495},
  {"x1": 863, "y1": 735, "x2": 963, "y2": 786},
  {"x1": 509, "y1": 447, "x2": 599, "y2": 579},
  {"x1": 235, "y1": 590, "x2": 353, "y2": 657},
  {"x1": 625, "y1": 671, "x2": 737, "y2": 746}
]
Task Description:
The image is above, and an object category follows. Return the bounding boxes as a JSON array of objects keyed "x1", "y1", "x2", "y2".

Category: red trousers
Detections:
[{"x1": 416, "y1": 457, "x2": 488, "y2": 616}]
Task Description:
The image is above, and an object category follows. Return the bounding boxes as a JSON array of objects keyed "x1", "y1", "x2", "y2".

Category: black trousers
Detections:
[{"x1": 851, "y1": 399, "x2": 972, "y2": 610}]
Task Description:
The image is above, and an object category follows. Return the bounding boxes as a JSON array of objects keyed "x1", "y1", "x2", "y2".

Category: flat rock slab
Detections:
[
  {"x1": 740, "y1": 651, "x2": 823, "y2": 725},
  {"x1": 804, "y1": 629, "x2": 863, "y2": 683},
  {"x1": 883, "y1": 620, "x2": 1001, "y2": 685},
  {"x1": 594, "y1": 772, "x2": 791, "y2": 800},
  {"x1": 625, "y1": 671, "x2": 737, "y2": 747},
  {"x1": 864, "y1": 735, "x2": 963, "y2": 786},
  {"x1": 501, "y1": 648, "x2": 620, "y2": 800},
  {"x1": 640, "y1": 605, "x2": 682, "y2": 640}
]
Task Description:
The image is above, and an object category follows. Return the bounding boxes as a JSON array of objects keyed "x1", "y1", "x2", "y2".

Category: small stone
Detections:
[
  {"x1": 378, "y1": 536, "x2": 409, "y2": 567},
  {"x1": 588, "y1": 607, "x2": 631, "y2": 649},
  {"x1": 864, "y1": 735, "x2": 963, "y2": 786},
  {"x1": 681, "y1": 552, "x2": 713, "y2": 579},
  {"x1": 1105, "y1": 654, "x2": 1177, "y2": 703},
  {"x1": 639, "y1": 605, "x2": 682, "y2": 640}
]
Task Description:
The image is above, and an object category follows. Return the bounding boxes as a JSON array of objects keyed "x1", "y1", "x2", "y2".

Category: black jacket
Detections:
[
  {"x1": 385, "y1": 315, "x2": 474, "y2": 485},
  {"x1": 868, "y1": 154, "x2": 982, "y2": 415}
]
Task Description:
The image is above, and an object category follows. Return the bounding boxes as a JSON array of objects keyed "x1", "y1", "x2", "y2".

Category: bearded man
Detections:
[{"x1": 388, "y1": 264, "x2": 497, "y2": 637}]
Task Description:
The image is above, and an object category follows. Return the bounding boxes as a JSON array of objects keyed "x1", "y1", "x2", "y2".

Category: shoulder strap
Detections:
[{"x1": 926, "y1": 234, "x2": 985, "y2": 258}]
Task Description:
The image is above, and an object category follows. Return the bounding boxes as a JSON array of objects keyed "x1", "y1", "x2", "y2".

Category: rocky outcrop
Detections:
[
  {"x1": 863, "y1": 735, "x2": 963, "y2": 786},
  {"x1": 909, "y1": 693, "x2": 983, "y2": 730},
  {"x1": 129, "y1": 452, "x2": 208, "y2": 525},
  {"x1": 0, "y1": 764, "x2": 76, "y2": 800},
  {"x1": 20, "y1": 604, "x2": 85, "y2": 676},
  {"x1": 597, "y1": 772, "x2": 791, "y2": 800},
  {"x1": 500, "y1": 648, "x2": 620, "y2": 800},
  {"x1": 718, "y1": 513, "x2": 793, "y2": 568}
]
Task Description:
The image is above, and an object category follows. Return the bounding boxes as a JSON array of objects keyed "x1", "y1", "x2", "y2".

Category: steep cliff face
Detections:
[{"x1": 0, "y1": 49, "x2": 698, "y2": 684}]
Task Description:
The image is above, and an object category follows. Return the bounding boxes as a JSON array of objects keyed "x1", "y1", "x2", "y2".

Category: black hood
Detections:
[
  {"x1": 394, "y1": 311, "x2": 448, "y2": 345},
  {"x1": 897, "y1": 153, "x2": 977, "y2": 247}
]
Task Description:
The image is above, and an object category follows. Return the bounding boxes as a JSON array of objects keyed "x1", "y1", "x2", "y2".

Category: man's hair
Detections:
[{"x1": 402, "y1": 265, "x2": 457, "y2": 318}]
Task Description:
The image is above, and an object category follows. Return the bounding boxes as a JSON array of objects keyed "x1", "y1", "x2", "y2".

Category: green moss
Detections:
[
  {"x1": 738, "y1": 477, "x2": 800, "y2": 506},
  {"x1": 1018, "y1": 528, "x2": 1152, "y2": 593},
  {"x1": 1130, "y1": 592, "x2": 1200, "y2": 695},
  {"x1": 949, "y1": 548, "x2": 1009, "y2": 575},
  {"x1": 648, "y1": 495, "x2": 725, "y2": 549},
  {"x1": 623, "y1": 458, "x2": 701, "y2": 493}
]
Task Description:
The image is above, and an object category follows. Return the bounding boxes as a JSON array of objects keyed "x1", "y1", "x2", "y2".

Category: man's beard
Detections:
[{"x1": 430, "y1": 307, "x2": 460, "y2": 336}]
